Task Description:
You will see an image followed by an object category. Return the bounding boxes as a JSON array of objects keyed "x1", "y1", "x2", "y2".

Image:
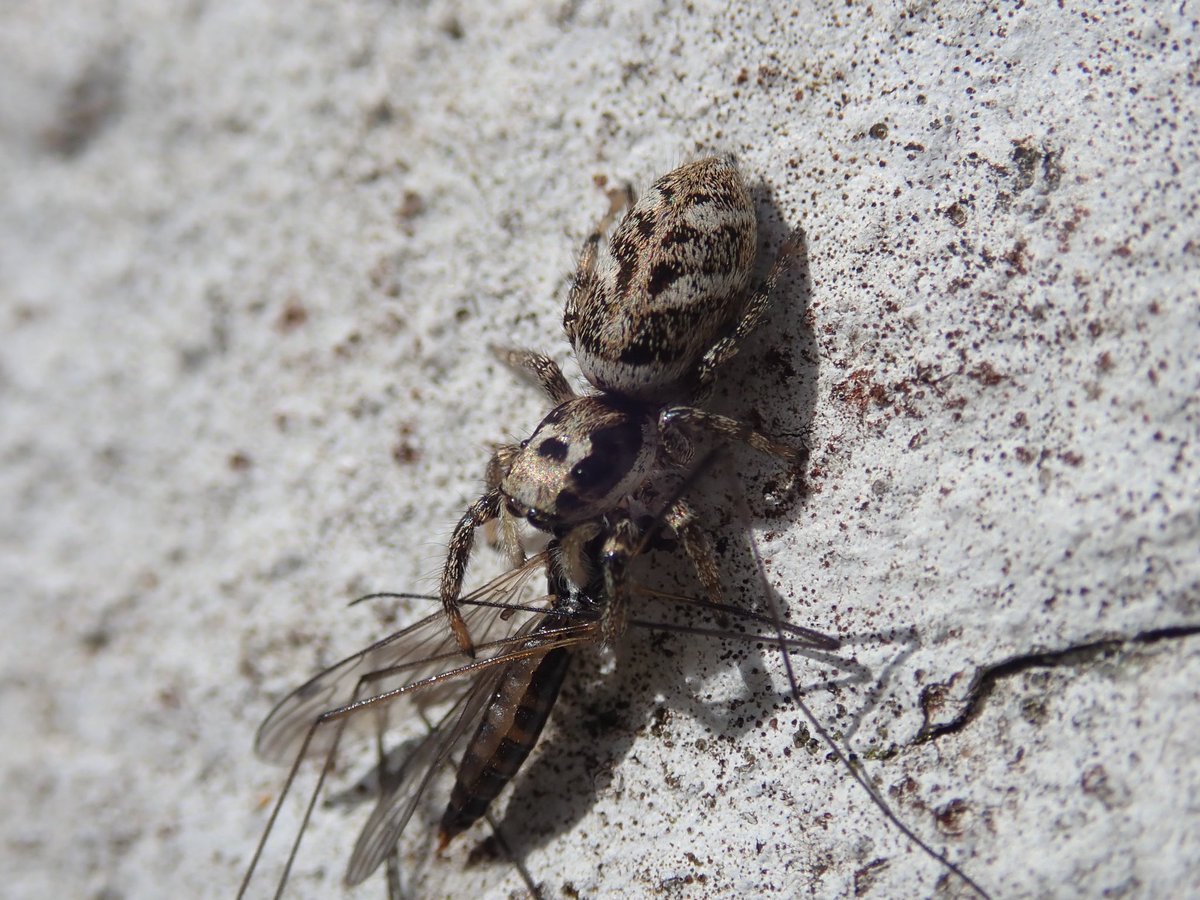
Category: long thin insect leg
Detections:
[
  {"x1": 239, "y1": 693, "x2": 355, "y2": 899},
  {"x1": 384, "y1": 853, "x2": 403, "y2": 900},
  {"x1": 236, "y1": 698, "x2": 355, "y2": 900},
  {"x1": 484, "y1": 810, "x2": 544, "y2": 900},
  {"x1": 746, "y1": 537, "x2": 993, "y2": 900},
  {"x1": 372, "y1": 703, "x2": 406, "y2": 900},
  {"x1": 238, "y1": 724, "x2": 318, "y2": 898},
  {"x1": 272, "y1": 704, "x2": 355, "y2": 899},
  {"x1": 635, "y1": 586, "x2": 840, "y2": 651}
]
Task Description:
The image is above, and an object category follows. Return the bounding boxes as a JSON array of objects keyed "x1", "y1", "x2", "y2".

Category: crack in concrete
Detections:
[{"x1": 917, "y1": 624, "x2": 1200, "y2": 742}]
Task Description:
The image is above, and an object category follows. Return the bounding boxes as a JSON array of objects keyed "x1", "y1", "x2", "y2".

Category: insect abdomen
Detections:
[
  {"x1": 565, "y1": 156, "x2": 758, "y2": 400},
  {"x1": 437, "y1": 639, "x2": 572, "y2": 846}
]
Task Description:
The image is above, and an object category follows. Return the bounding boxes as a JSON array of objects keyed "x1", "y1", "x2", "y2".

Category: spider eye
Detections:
[{"x1": 526, "y1": 509, "x2": 550, "y2": 531}]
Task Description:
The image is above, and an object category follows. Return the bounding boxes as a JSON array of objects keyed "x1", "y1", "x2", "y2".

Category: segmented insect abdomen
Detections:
[
  {"x1": 566, "y1": 156, "x2": 758, "y2": 400},
  {"x1": 437, "y1": 634, "x2": 573, "y2": 847}
]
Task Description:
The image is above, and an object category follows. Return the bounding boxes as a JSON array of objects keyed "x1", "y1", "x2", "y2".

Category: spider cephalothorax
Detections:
[{"x1": 499, "y1": 396, "x2": 658, "y2": 531}]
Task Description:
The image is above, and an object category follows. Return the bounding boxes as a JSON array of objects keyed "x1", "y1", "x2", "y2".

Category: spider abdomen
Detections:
[{"x1": 564, "y1": 157, "x2": 758, "y2": 401}]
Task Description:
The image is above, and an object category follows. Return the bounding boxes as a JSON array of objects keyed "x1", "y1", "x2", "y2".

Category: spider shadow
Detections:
[
  {"x1": 700, "y1": 176, "x2": 820, "y2": 536},
  {"x1": 476, "y1": 183, "x2": 890, "y2": 864}
]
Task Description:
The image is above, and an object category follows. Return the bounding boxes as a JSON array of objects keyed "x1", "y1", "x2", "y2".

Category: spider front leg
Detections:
[
  {"x1": 442, "y1": 441, "x2": 536, "y2": 655},
  {"x1": 440, "y1": 487, "x2": 502, "y2": 657}
]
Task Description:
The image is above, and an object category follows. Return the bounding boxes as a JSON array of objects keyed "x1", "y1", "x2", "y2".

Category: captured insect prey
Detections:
[{"x1": 239, "y1": 526, "x2": 840, "y2": 898}]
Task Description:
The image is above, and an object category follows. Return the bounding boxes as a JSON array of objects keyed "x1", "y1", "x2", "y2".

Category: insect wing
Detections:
[
  {"x1": 255, "y1": 555, "x2": 551, "y2": 766},
  {"x1": 342, "y1": 657, "x2": 501, "y2": 884},
  {"x1": 344, "y1": 605, "x2": 599, "y2": 884}
]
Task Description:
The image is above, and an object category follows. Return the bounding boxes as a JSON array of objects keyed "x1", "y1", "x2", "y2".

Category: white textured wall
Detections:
[{"x1": 2, "y1": 2, "x2": 1197, "y2": 898}]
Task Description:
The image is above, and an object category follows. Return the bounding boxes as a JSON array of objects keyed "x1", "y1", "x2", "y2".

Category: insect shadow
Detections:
[
  {"x1": 482, "y1": 480, "x2": 923, "y2": 873},
  {"x1": 242, "y1": 525, "x2": 844, "y2": 897},
  {"x1": 487, "y1": 551, "x2": 884, "y2": 864}
]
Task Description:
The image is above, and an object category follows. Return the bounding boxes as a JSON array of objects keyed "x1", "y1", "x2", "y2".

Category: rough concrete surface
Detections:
[{"x1": 2, "y1": 2, "x2": 1197, "y2": 899}]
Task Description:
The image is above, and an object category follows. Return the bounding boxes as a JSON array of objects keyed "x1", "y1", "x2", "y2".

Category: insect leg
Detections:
[
  {"x1": 370, "y1": 704, "x2": 407, "y2": 900},
  {"x1": 440, "y1": 488, "x2": 503, "y2": 656},
  {"x1": 484, "y1": 810, "x2": 545, "y2": 900}
]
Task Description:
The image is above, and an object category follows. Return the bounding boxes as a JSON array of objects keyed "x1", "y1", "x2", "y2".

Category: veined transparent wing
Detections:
[
  {"x1": 254, "y1": 551, "x2": 553, "y2": 766},
  {"x1": 244, "y1": 548, "x2": 602, "y2": 895},
  {"x1": 343, "y1": 607, "x2": 599, "y2": 885}
]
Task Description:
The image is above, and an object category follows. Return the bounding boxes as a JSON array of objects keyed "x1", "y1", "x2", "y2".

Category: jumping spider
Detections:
[{"x1": 440, "y1": 157, "x2": 800, "y2": 654}]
